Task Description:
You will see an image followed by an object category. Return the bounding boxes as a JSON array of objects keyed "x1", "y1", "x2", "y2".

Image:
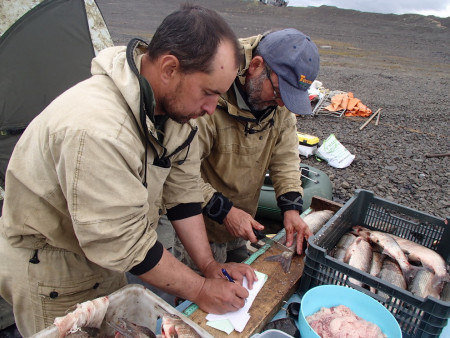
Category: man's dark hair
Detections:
[{"x1": 148, "y1": 4, "x2": 241, "y2": 73}]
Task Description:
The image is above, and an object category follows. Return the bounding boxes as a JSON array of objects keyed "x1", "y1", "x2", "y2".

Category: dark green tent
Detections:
[{"x1": 0, "y1": 0, "x2": 113, "y2": 215}]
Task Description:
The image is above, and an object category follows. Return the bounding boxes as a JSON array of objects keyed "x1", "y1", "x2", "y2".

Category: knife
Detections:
[{"x1": 252, "y1": 229, "x2": 293, "y2": 252}]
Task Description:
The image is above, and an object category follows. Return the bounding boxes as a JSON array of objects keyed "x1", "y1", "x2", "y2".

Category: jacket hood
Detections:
[
  {"x1": 237, "y1": 34, "x2": 263, "y2": 85},
  {"x1": 90, "y1": 42, "x2": 146, "y2": 129}
]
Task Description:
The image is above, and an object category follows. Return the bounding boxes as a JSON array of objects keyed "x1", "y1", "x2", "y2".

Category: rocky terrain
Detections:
[{"x1": 96, "y1": 0, "x2": 449, "y2": 219}]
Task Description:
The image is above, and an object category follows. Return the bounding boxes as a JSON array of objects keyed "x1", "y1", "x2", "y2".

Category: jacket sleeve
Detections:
[
  {"x1": 194, "y1": 115, "x2": 219, "y2": 208},
  {"x1": 268, "y1": 108, "x2": 303, "y2": 198},
  {"x1": 59, "y1": 129, "x2": 159, "y2": 273}
]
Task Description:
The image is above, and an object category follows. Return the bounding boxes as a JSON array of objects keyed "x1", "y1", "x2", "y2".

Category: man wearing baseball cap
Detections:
[{"x1": 172, "y1": 28, "x2": 320, "y2": 268}]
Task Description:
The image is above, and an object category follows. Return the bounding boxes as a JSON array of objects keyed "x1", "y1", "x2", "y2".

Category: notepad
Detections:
[{"x1": 206, "y1": 271, "x2": 268, "y2": 333}]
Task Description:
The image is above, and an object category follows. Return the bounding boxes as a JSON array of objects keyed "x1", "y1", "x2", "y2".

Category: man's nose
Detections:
[{"x1": 202, "y1": 95, "x2": 220, "y2": 115}]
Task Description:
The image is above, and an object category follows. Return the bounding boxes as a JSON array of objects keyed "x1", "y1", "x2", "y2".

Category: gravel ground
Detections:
[{"x1": 96, "y1": 0, "x2": 449, "y2": 219}]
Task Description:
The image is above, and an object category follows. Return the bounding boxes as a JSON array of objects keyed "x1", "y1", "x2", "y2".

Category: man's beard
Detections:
[
  {"x1": 244, "y1": 68, "x2": 271, "y2": 111},
  {"x1": 159, "y1": 86, "x2": 206, "y2": 124}
]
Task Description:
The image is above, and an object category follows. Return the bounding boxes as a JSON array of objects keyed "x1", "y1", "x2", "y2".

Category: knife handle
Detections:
[{"x1": 252, "y1": 229, "x2": 266, "y2": 240}]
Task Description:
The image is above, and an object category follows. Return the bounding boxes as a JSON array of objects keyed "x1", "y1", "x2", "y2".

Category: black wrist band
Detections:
[
  {"x1": 277, "y1": 193, "x2": 303, "y2": 213},
  {"x1": 203, "y1": 192, "x2": 233, "y2": 224}
]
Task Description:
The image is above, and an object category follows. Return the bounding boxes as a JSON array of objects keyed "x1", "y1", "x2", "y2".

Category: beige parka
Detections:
[
  {"x1": 197, "y1": 35, "x2": 303, "y2": 243},
  {"x1": 1, "y1": 41, "x2": 204, "y2": 272}
]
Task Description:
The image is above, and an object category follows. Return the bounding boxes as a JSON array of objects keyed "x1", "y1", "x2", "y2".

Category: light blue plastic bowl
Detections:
[{"x1": 299, "y1": 285, "x2": 401, "y2": 338}]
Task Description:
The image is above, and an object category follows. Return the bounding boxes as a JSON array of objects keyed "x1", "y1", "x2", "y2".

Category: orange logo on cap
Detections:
[{"x1": 299, "y1": 75, "x2": 312, "y2": 85}]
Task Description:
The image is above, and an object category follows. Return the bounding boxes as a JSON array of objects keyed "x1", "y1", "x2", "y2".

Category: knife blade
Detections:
[{"x1": 252, "y1": 229, "x2": 293, "y2": 252}]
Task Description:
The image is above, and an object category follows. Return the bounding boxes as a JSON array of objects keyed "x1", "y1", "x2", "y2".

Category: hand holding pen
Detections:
[
  {"x1": 222, "y1": 268, "x2": 235, "y2": 283},
  {"x1": 222, "y1": 268, "x2": 251, "y2": 304}
]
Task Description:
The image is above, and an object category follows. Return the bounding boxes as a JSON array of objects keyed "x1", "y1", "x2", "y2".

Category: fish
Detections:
[
  {"x1": 53, "y1": 297, "x2": 109, "y2": 336},
  {"x1": 391, "y1": 234, "x2": 449, "y2": 292},
  {"x1": 352, "y1": 226, "x2": 419, "y2": 283},
  {"x1": 378, "y1": 258, "x2": 407, "y2": 297},
  {"x1": 161, "y1": 313, "x2": 200, "y2": 338},
  {"x1": 264, "y1": 209, "x2": 335, "y2": 273},
  {"x1": 378, "y1": 258, "x2": 407, "y2": 290},
  {"x1": 65, "y1": 327, "x2": 100, "y2": 337},
  {"x1": 335, "y1": 232, "x2": 356, "y2": 250},
  {"x1": 107, "y1": 318, "x2": 156, "y2": 338},
  {"x1": 302, "y1": 209, "x2": 335, "y2": 235},
  {"x1": 330, "y1": 232, "x2": 356, "y2": 261},
  {"x1": 264, "y1": 238, "x2": 296, "y2": 273},
  {"x1": 441, "y1": 282, "x2": 450, "y2": 302},
  {"x1": 344, "y1": 236, "x2": 373, "y2": 287},
  {"x1": 331, "y1": 247, "x2": 347, "y2": 262},
  {"x1": 377, "y1": 258, "x2": 407, "y2": 314},
  {"x1": 369, "y1": 252, "x2": 385, "y2": 293},
  {"x1": 409, "y1": 269, "x2": 440, "y2": 300}
]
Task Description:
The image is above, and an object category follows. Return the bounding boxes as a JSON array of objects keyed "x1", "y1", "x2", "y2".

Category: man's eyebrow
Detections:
[{"x1": 209, "y1": 89, "x2": 223, "y2": 95}]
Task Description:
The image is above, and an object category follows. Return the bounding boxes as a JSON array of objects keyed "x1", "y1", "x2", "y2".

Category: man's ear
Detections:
[
  {"x1": 247, "y1": 56, "x2": 265, "y2": 76},
  {"x1": 159, "y1": 55, "x2": 180, "y2": 83}
]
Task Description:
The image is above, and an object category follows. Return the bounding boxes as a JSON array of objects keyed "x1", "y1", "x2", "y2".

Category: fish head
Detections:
[
  {"x1": 108, "y1": 318, "x2": 155, "y2": 338},
  {"x1": 351, "y1": 225, "x2": 371, "y2": 239}
]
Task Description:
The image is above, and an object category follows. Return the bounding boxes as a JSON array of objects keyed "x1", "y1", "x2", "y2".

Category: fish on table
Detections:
[
  {"x1": 264, "y1": 209, "x2": 335, "y2": 273},
  {"x1": 264, "y1": 236, "x2": 296, "y2": 273},
  {"x1": 302, "y1": 209, "x2": 335, "y2": 235}
]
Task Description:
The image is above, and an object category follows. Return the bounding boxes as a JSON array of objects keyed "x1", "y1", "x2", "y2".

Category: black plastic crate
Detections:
[{"x1": 298, "y1": 189, "x2": 450, "y2": 338}]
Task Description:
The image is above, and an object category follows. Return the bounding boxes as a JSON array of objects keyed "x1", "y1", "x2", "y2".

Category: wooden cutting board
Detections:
[
  {"x1": 186, "y1": 196, "x2": 343, "y2": 337},
  {"x1": 188, "y1": 247, "x2": 305, "y2": 337}
]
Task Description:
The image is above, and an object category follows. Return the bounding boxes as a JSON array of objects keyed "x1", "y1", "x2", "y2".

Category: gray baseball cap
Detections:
[{"x1": 258, "y1": 28, "x2": 320, "y2": 115}]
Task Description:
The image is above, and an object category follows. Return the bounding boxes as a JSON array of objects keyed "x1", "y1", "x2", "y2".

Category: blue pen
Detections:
[{"x1": 221, "y1": 268, "x2": 235, "y2": 283}]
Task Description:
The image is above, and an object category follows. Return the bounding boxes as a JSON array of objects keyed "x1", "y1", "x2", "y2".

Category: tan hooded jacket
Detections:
[
  {"x1": 198, "y1": 35, "x2": 302, "y2": 243},
  {"x1": 1, "y1": 41, "x2": 203, "y2": 272}
]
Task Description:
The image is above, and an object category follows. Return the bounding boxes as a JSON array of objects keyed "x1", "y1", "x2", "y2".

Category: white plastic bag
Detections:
[
  {"x1": 315, "y1": 134, "x2": 355, "y2": 168},
  {"x1": 298, "y1": 144, "x2": 317, "y2": 158}
]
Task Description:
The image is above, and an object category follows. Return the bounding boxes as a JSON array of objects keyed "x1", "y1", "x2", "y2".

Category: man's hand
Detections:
[
  {"x1": 193, "y1": 278, "x2": 249, "y2": 314},
  {"x1": 283, "y1": 209, "x2": 313, "y2": 255},
  {"x1": 202, "y1": 260, "x2": 258, "y2": 289},
  {"x1": 223, "y1": 206, "x2": 264, "y2": 242}
]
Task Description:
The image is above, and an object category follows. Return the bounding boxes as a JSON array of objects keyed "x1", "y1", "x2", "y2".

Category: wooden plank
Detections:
[
  {"x1": 189, "y1": 196, "x2": 342, "y2": 337},
  {"x1": 309, "y1": 195, "x2": 343, "y2": 212},
  {"x1": 189, "y1": 248, "x2": 305, "y2": 337}
]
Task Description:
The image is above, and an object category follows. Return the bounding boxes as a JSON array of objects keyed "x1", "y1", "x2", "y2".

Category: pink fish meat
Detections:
[{"x1": 306, "y1": 304, "x2": 387, "y2": 338}]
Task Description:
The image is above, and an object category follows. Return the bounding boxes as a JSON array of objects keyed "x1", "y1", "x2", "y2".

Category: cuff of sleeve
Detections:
[
  {"x1": 129, "y1": 241, "x2": 164, "y2": 276},
  {"x1": 203, "y1": 192, "x2": 233, "y2": 224},
  {"x1": 166, "y1": 203, "x2": 202, "y2": 221},
  {"x1": 277, "y1": 192, "x2": 303, "y2": 213}
]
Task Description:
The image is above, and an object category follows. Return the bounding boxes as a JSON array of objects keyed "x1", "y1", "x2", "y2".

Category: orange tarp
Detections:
[{"x1": 325, "y1": 92, "x2": 372, "y2": 117}]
